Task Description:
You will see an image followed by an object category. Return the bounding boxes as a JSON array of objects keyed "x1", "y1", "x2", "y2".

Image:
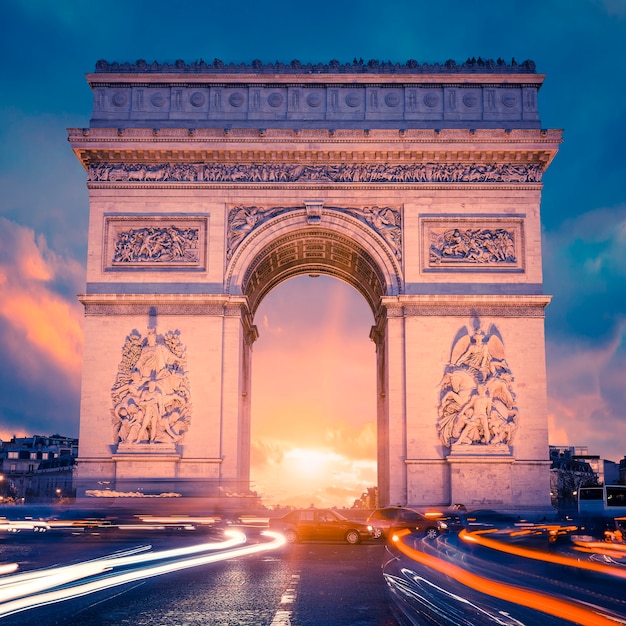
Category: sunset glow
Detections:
[{"x1": 251, "y1": 275, "x2": 377, "y2": 507}]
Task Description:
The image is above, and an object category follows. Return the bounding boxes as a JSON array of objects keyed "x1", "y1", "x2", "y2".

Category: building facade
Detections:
[{"x1": 0, "y1": 435, "x2": 77, "y2": 503}]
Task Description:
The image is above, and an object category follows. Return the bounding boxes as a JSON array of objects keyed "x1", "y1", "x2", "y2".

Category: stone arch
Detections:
[
  {"x1": 70, "y1": 59, "x2": 561, "y2": 512},
  {"x1": 225, "y1": 207, "x2": 402, "y2": 317}
]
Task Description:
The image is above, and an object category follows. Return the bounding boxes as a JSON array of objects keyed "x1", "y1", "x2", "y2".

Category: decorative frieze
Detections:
[
  {"x1": 83, "y1": 303, "x2": 227, "y2": 316},
  {"x1": 89, "y1": 162, "x2": 543, "y2": 184}
]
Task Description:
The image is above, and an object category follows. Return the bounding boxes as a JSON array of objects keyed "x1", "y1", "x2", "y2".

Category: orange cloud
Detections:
[{"x1": 0, "y1": 218, "x2": 84, "y2": 387}]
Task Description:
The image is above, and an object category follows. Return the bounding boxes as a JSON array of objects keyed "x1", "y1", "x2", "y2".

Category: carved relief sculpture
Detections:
[
  {"x1": 437, "y1": 321, "x2": 517, "y2": 449},
  {"x1": 227, "y1": 206, "x2": 285, "y2": 259},
  {"x1": 111, "y1": 328, "x2": 192, "y2": 445},
  {"x1": 226, "y1": 204, "x2": 402, "y2": 262},
  {"x1": 430, "y1": 227, "x2": 516, "y2": 265},
  {"x1": 112, "y1": 225, "x2": 199, "y2": 264},
  {"x1": 89, "y1": 161, "x2": 543, "y2": 185}
]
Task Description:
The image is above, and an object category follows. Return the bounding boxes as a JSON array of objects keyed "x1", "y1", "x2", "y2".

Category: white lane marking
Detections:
[{"x1": 271, "y1": 572, "x2": 300, "y2": 625}]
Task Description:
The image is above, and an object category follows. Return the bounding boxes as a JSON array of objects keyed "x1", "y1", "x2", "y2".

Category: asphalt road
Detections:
[{"x1": 0, "y1": 530, "x2": 399, "y2": 625}]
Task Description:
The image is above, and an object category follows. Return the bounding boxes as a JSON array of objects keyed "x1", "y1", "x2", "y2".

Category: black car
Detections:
[
  {"x1": 269, "y1": 508, "x2": 374, "y2": 544},
  {"x1": 366, "y1": 507, "x2": 442, "y2": 539}
]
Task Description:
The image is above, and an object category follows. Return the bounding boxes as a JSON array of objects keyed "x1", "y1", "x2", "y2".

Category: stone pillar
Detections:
[
  {"x1": 382, "y1": 304, "x2": 408, "y2": 506},
  {"x1": 218, "y1": 299, "x2": 256, "y2": 495}
]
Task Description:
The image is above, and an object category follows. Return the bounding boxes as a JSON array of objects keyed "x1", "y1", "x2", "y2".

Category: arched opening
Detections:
[
  {"x1": 227, "y1": 215, "x2": 402, "y2": 508},
  {"x1": 250, "y1": 274, "x2": 377, "y2": 508}
]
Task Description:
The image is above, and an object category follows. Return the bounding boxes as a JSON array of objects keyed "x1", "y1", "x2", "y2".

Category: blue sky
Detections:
[{"x1": 1, "y1": 1, "x2": 625, "y2": 503}]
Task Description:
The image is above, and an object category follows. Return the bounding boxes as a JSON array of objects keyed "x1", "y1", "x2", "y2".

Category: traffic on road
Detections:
[{"x1": 0, "y1": 506, "x2": 624, "y2": 625}]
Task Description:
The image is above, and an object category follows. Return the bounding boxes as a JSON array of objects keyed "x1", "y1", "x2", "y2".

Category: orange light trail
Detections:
[
  {"x1": 459, "y1": 528, "x2": 626, "y2": 579},
  {"x1": 392, "y1": 529, "x2": 623, "y2": 626}
]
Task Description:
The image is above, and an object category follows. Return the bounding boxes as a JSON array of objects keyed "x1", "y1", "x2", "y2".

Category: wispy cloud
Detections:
[
  {"x1": 0, "y1": 218, "x2": 83, "y2": 437},
  {"x1": 544, "y1": 205, "x2": 626, "y2": 461}
]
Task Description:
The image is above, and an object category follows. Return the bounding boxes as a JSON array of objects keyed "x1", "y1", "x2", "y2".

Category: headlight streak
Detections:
[
  {"x1": 0, "y1": 545, "x2": 152, "y2": 590},
  {"x1": 459, "y1": 528, "x2": 626, "y2": 580},
  {"x1": 391, "y1": 529, "x2": 623, "y2": 626},
  {"x1": 400, "y1": 569, "x2": 526, "y2": 626},
  {"x1": 0, "y1": 530, "x2": 285, "y2": 618},
  {"x1": 0, "y1": 566, "x2": 18, "y2": 577},
  {"x1": 383, "y1": 568, "x2": 526, "y2": 626},
  {"x1": 0, "y1": 530, "x2": 247, "y2": 603}
]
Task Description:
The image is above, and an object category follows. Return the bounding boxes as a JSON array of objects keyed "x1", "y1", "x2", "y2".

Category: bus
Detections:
[{"x1": 578, "y1": 485, "x2": 626, "y2": 516}]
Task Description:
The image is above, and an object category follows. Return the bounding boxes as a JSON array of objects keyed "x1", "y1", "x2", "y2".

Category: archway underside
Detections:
[{"x1": 242, "y1": 229, "x2": 389, "y2": 317}]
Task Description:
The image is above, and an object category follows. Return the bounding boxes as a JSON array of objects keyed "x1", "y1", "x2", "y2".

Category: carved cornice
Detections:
[
  {"x1": 92, "y1": 57, "x2": 538, "y2": 76},
  {"x1": 69, "y1": 128, "x2": 563, "y2": 172}
]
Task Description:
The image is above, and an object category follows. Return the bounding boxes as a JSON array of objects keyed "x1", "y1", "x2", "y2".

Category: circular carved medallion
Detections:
[
  {"x1": 267, "y1": 92, "x2": 284, "y2": 107},
  {"x1": 423, "y1": 92, "x2": 439, "y2": 108},
  {"x1": 111, "y1": 92, "x2": 128, "y2": 107},
  {"x1": 384, "y1": 92, "x2": 401, "y2": 107},
  {"x1": 345, "y1": 92, "x2": 361, "y2": 107},
  {"x1": 151, "y1": 93, "x2": 166, "y2": 107},
  {"x1": 502, "y1": 94, "x2": 518, "y2": 108},
  {"x1": 462, "y1": 93, "x2": 478, "y2": 107},
  {"x1": 190, "y1": 92, "x2": 206, "y2": 107},
  {"x1": 229, "y1": 92, "x2": 245, "y2": 107},
  {"x1": 306, "y1": 92, "x2": 322, "y2": 107}
]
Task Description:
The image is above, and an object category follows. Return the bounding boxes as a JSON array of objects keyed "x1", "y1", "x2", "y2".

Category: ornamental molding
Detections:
[
  {"x1": 70, "y1": 126, "x2": 562, "y2": 144},
  {"x1": 82, "y1": 303, "x2": 228, "y2": 316},
  {"x1": 401, "y1": 305, "x2": 546, "y2": 317},
  {"x1": 79, "y1": 293, "x2": 250, "y2": 311},
  {"x1": 381, "y1": 294, "x2": 551, "y2": 318}
]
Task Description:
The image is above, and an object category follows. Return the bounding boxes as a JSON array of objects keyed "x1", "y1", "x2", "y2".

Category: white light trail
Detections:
[{"x1": 0, "y1": 529, "x2": 283, "y2": 618}]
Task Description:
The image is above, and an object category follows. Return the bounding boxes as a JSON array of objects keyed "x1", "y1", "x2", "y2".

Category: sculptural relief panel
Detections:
[
  {"x1": 421, "y1": 217, "x2": 524, "y2": 272},
  {"x1": 437, "y1": 320, "x2": 518, "y2": 452},
  {"x1": 111, "y1": 327, "x2": 192, "y2": 447},
  {"x1": 103, "y1": 216, "x2": 208, "y2": 271}
]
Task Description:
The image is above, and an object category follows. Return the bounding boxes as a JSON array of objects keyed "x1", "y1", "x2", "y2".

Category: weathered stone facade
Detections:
[{"x1": 69, "y1": 58, "x2": 561, "y2": 510}]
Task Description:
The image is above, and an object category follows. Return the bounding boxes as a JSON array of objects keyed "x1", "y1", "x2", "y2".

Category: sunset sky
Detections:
[{"x1": 1, "y1": 1, "x2": 625, "y2": 507}]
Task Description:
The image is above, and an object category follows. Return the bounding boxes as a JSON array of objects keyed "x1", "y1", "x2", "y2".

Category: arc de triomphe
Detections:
[{"x1": 69, "y1": 58, "x2": 561, "y2": 510}]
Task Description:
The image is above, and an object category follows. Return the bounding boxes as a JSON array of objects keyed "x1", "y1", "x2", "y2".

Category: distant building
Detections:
[
  {"x1": 619, "y1": 457, "x2": 626, "y2": 485},
  {"x1": 0, "y1": 434, "x2": 78, "y2": 503},
  {"x1": 549, "y1": 446, "x2": 598, "y2": 511},
  {"x1": 353, "y1": 487, "x2": 378, "y2": 509},
  {"x1": 549, "y1": 445, "x2": 621, "y2": 484}
]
